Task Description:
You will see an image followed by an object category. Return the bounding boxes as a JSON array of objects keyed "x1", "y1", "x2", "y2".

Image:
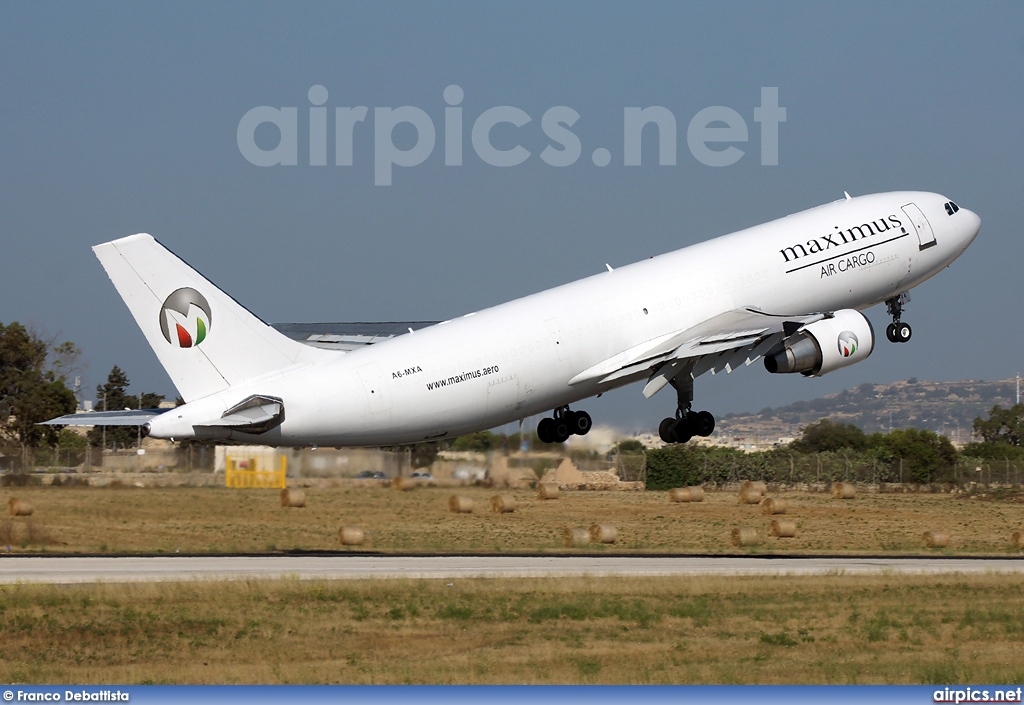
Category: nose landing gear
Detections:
[
  {"x1": 537, "y1": 406, "x2": 592, "y2": 444},
  {"x1": 885, "y1": 293, "x2": 912, "y2": 343}
]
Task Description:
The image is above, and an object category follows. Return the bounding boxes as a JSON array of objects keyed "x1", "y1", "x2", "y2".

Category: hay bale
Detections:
[
  {"x1": 671, "y1": 486, "x2": 705, "y2": 503},
  {"x1": 280, "y1": 488, "x2": 306, "y2": 507},
  {"x1": 742, "y1": 480, "x2": 768, "y2": 495},
  {"x1": 7, "y1": 498, "x2": 33, "y2": 517},
  {"x1": 923, "y1": 529, "x2": 949, "y2": 548},
  {"x1": 738, "y1": 487, "x2": 763, "y2": 504},
  {"x1": 770, "y1": 519, "x2": 797, "y2": 538},
  {"x1": 731, "y1": 526, "x2": 759, "y2": 546},
  {"x1": 668, "y1": 487, "x2": 691, "y2": 503},
  {"x1": 762, "y1": 498, "x2": 788, "y2": 515},
  {"x1": 1012, "y1": 532, "x2": 1024, "y2": 551},
  {"x1": 391, "y1": 476, "x2": 415, "y2": 491},
  {"x1": 537, "y1": 482, "x2": 560, "y2": 500},
  {"x1": 338, "y1": 526, "x2": 365, "y2": 545},
  {"x1": 564, "y1": 527, "x2": 590, "y2": 547},
  {"x1": 448, "y1": 495, "x2": 474, "y2": 513},
  {"x1": 832, "y1": 481, "x2": 856, "y2": 499},
  {"x1": 490, "y1": 493, "x2": 516, "y2": 513},
  {"x1": 588, "y1": 523, "x2": 617, "y2": 544}
]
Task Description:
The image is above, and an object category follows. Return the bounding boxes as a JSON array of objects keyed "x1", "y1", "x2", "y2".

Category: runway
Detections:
[{"x1": 1, "y1": 554, "x2": 1023, "y2": 583}]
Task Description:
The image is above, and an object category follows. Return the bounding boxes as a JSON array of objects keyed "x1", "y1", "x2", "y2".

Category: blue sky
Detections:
[{"x1": 2, "y1": 2, "x2": 1022, "y2": 433}]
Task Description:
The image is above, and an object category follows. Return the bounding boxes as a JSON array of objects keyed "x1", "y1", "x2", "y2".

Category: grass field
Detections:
[
  {"x1": 2, "y1": 574, "x2": 1023, "y2": 684},
  {"x1": 2, "y1": 483, "x2": 1023, "y2": 555}
]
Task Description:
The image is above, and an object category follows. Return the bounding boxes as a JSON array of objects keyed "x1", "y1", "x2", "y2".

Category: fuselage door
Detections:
[{"x1": 901, "y1": 203, "x2": 936, "y2": 250}]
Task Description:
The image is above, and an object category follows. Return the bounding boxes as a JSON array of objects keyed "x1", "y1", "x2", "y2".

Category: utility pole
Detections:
[{"x1": 137, "y1": 392, "x2": 143, "y2": 452}]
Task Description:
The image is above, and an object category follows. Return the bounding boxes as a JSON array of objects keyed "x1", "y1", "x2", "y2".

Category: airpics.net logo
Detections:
[
  {"x1": 159, "y1": 288, "x2": 212, "y2": 349},
  {"x1": 237, "y1": 85, "x2": 786, "y2": 185},
  {"x1": 838, "y1": 332, "x2": 859, "y2": 358}
]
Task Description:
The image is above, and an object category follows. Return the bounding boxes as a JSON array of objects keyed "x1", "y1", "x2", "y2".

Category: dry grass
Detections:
[
  {"x1": 1, "y1": 574, "x2": 1023, "y2": 684},
  {"x1": 1, "y1": 484, "x2": 1023, "y2": 554}
]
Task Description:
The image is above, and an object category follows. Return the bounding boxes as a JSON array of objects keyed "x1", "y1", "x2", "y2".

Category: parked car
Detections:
[{"x1": 355, "y1": 470, "x2": 387, "y2": 479}]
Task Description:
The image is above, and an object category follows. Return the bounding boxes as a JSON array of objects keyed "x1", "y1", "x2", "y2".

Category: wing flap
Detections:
[{"x1": 570, "y1": 307, "x2": 825, "y2": 391}]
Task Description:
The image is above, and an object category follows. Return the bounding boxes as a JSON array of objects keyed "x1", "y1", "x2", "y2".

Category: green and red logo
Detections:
[
  {"x1": 159, "y1": 288, "x2": 211, "y2": 348},
  {"x1": 837, "y1": 331, "x2": 858, "y2": 358}
]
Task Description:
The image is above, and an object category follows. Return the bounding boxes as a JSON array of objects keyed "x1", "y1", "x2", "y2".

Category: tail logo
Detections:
[
  {"x1": 837, "y1": 331, "x2": 858, "y2": 358},
  {"x1": 159, "y1": 288, "x2": 212, "y2": 348}
]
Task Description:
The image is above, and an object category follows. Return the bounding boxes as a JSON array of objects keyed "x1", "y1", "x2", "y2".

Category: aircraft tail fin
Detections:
[{"x1": 93, "y1": 234, "x2": 329, "y2": 402}]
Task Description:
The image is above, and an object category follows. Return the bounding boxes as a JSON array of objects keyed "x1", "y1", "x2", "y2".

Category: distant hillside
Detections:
[{"x1": 718, "y1": 378, "x2": 1019, "y2": 444}]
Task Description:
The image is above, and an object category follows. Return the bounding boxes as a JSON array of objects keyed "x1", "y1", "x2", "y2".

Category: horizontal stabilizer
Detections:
[{"x1": 40, "y1": 409, "x2": 168, "y2": 426}]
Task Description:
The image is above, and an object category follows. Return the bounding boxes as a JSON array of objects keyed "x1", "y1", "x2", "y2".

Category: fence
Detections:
[
  {"x1": 0, "y1": 444, "x2": 217, "y2": 474},
  {"x1": 645, "y1": 447, "x2": 1024, "y2": 491}
]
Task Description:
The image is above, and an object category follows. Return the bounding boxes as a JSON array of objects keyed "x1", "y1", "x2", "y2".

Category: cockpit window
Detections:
[{"x1": 944, "y1": 201, "x2": 960, "y2": 216}]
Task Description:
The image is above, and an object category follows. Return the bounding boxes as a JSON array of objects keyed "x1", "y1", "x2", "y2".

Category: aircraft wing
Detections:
[
  {"x1": 568, "y1": 307, "x2": 827, "y2": 397},
  {"x1": 271, "y1": 321, "x2": 440, "y2": 351},
  {"x1": 39, "y1": 409, "x2": 169, "y2": 426}
]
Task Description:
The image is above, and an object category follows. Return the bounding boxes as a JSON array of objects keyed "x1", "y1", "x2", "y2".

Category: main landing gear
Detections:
[
  {"x1": 537, "y1": 406, "x2": 592, "y2": 444},
  {"x1": 885, "y1": 293, "x2": 912, "y2": 343},
  {"x1": 659, "y1": 409, "x2": 716, "y2": 444},
  {"x1": 658, "y1": 375, "x2": 716, "y2": 444}
]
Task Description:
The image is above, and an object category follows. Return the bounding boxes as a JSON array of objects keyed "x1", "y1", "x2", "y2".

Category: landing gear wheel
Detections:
[
  {"x1": 552, "y1": 419, "x2": 571, "y2": 443},
  {"x1": 659, "y1": 418, "x2": 677, "y2": 444},
  {"x1": 694, "y1": 410, "x2": 716, "y2": 437},
  {"x1": 885, "y1": 293, "x2": 911, "y2": 344},
  {"x1": 672, "y1": 418, "x2": 694, "y2": 444},
  {"x1": 885, "y1": 322, "x2": 898, "y2": 343},
  {"x1": 537, "y1": 418, "x2": 555, "y2": 444},
  {"x1": 569, "y1": 410, "x2": 592, "y2": 436}
]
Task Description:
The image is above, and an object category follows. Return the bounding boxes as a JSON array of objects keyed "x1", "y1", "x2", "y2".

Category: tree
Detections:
[
  {"x1": 612, "y1": 439, "x2": 646, "y2": 455},
  {"x1": 790, "y1": 419, "x2": 868, "y2": 453},
  {"x1": 973, "y1": 404, "x2": 1024, "y2": 446},
  {"x1": 449, "y1": 431, "x2": 503, "y2": 453},
  {"x1": 0, "y1": 322, "x2": 77, "y2": 448},
  {"x1": 87, "y1": 366, "x2": 164, "y2": 449},
  {"x1": 873, "y1": 428, "x2": 957, "y2": 484}
]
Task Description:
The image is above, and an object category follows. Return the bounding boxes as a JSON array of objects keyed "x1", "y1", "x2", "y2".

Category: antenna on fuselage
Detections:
[{"x1": 844, "y1": 191, "x2": 852, "y2": 200}]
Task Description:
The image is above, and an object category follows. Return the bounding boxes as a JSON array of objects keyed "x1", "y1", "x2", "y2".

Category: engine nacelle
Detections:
[{"x1": 763, "y1": 309, "x2": 874, "y2": 377}]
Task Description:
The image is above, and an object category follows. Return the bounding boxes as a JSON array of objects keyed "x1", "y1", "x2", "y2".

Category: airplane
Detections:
[{"x1": 45, "y1": 191, "x2": 980, "y2": 447}]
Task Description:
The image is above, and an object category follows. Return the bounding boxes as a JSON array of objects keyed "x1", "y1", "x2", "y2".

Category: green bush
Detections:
[{"x1": 646, "y1": 445, "x2": 700, "y2": 490}]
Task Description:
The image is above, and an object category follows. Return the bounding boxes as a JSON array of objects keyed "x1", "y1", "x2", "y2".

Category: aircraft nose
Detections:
[{"x1": 961, "y1": 208, "x2": 981, "y2": 244}]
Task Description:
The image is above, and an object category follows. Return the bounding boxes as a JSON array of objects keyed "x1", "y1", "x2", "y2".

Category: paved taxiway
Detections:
[{"x1": 1, "y1": 555, "x2": 1023, "y2": 583}]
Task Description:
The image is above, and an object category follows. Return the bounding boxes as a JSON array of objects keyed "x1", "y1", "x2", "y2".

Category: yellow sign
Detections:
[{"x1": 225, "y1": 454, "x2": 286, "y2": 489}]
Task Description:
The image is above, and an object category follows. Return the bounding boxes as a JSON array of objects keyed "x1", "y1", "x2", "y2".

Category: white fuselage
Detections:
[{"x1": 151, "y1": 191, "x2": 980, "y2": 446}]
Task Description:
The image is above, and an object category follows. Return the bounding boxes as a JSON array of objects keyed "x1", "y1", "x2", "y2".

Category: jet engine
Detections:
[{"x1": 763, "y1": 309, "x2": 874, "y2": 377}]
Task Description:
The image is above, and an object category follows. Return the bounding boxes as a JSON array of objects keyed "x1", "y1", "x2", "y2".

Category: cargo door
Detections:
[{"x1": 902, "y1": 203, "x2": 936, "y2": 250}]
